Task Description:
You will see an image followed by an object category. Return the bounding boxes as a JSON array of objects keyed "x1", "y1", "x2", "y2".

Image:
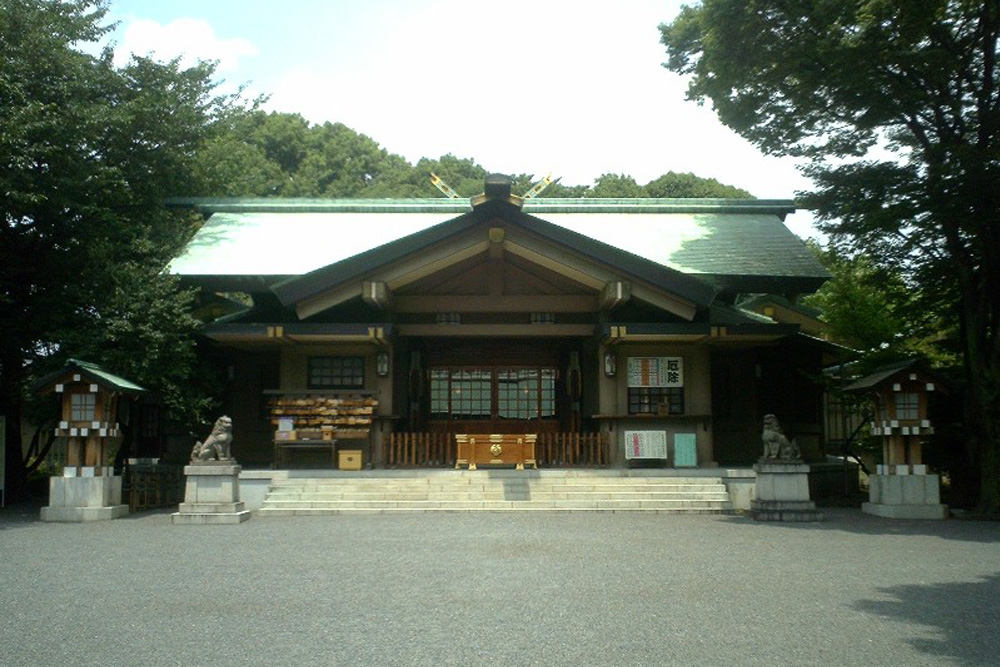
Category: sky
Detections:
[{"x1": 102, "y1": 0, "x2": 818, "y2": 238}]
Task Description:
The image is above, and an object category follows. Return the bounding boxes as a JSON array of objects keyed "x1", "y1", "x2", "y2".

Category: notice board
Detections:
[{"x1": 624, "y1": 430, "x2": 668, "y2": 460}]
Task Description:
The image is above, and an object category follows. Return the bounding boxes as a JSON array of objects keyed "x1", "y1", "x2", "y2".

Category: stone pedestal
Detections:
[
  {"x1": 862, "y1": 471, "x2": 948, "y2": 519},
  {"x1": 171, "y1": 463, "x2": 251, "y2": 525},
  {"x1": 750, "y1": 461, "x2": 823, "y2": 522},
  {"x1": 41, "y1": 467, "x2": 129, "y2": 522}
]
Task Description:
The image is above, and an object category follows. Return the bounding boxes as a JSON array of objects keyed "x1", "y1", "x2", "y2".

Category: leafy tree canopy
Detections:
[
  {"x1": 662, "y1": 0, "x2": 1000, "y2": 511},
  {"x1": 0, "y1": 0, "x2": 757, "y2": 500},
  {"x1": 802, "y1": 245, "x2": 958, "y2": 368},
  {"x1": 192, "y1": 110, "x2": 756, "y2": 200},
  {"x1": 1, "y1": 0, "x2": 243, "y2": 496}
]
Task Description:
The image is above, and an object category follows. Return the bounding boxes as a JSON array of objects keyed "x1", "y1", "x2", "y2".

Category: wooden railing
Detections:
[
  {"x1": 123, "y1": 464, "x2": 184, "y2": 511},
  {"x1": 387, "y1": 432, "x2": 456, "y2": 467},
  {"x1": 387, "y1": 432, "x2": 608, "y2": 468},
  {"x1": 535, "y1": 432, "x2": 608, "y2": 467}
]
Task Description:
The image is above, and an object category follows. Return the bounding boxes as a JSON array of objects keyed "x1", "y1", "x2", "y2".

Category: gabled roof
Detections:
[
  {"x1": 33, "y1": 359, "x2": 147, "y2": 395},
  {"x1": 168, "y1": 197, "x2": 828, "y2": 297},
  {"x1": 739, "y1": 294, "x2": 824, "y2": 320},
  {"x1": 842, "y1": 358, "x2": 946, "y2": 392}
]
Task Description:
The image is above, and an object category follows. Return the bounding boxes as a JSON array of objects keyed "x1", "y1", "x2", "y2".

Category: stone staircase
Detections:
[{"x1": 257, "y1": 470, "x2": 734, "y2": 515}]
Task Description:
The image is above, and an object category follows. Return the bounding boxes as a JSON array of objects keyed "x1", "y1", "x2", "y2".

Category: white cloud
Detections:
[
  {"x1": 114, "y1": 18, "x2": 258, "y2": 73},
  {"x1": 108, "y1": 1, "x2": 822, "y2": 238}
]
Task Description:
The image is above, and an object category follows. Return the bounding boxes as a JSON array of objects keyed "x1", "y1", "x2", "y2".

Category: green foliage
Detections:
[
  {"x1": 644, "y1": 171, "x2": 752, "y2": 198},
  {"x1": 802, "y1": 246, "x2": 958, "y2": 367},
  {"x1": 1, "y1": 0, "x2": 240, "y2": 497},
  {"x1": 661, "y1": 0, "x2": 1000, "y2": 511},
  {"x1": 193, "y1": 110, "x2": 757, "y2": 200},
  {"x1": 590, "y1": 173, "x2": 644, "y2": 198}
]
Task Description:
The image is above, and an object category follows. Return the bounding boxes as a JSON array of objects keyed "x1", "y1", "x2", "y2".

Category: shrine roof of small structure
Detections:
[
  {"x1": 167, "y1": 196, "x2": 828, "y2": 297},
  {"x1": 32, "y1": 359, "x2": 147, "y2": 395}
]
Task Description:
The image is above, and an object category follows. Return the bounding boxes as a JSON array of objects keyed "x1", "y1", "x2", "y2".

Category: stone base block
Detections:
[
  {"x1": 749, "y1": 499, "x2": 823, "y2": 522},
  {"x1": 41, "y1": 475, "x2": 128, "y2": 522},
  {"x1": 753, "y1": 462, "x2": 812, "y2": 502},
  {"x1": 172, "y1": 509, "x2": 251, "y2": 525},
  {"x1": 178, "y1": 501, "x2": 246, "y2": 514},
  {"x1": 861, "y1": 502, "x2": 948, "y2": 520},
  {"x1": 173, "y1": 463, "x2": 250, "y2": 525},
  {"x1": 862, "y1": 474, "x2": 947, "y2": 520},
  {"x1": 751, "y1": 462, "x2": 822, "y2": 521},
  {"x1": 41, "y1": 504, "x2": 129, "y2": 522}
]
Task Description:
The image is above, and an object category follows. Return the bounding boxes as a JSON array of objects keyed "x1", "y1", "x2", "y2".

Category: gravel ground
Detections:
[{"x1": 1, "y1": 502, "x2": 998, "y2": 667}]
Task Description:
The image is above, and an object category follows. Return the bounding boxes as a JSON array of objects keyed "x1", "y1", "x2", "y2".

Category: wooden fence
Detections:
[
  {"x1": 387, "y1": 432, "x2": 608, "y2": 468},
  {"x1": 387, "y1": 432, "x2": 456, "y2": 468},
  {"x1": 535, "y1": 432, "x2": 608, "y2": 467},
  {"x1": 123, "y1": 464, "x2": 184, "y2": 511}
]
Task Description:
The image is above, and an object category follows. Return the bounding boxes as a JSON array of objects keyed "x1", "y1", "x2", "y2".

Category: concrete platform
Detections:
[{"x1": 862, "y1": 473, "x2": 948, "y2": 520}]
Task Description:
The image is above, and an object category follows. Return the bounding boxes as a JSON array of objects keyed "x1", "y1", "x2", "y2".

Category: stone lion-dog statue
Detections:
[
  {"x1": 760, "y1": 414, "x2": 801, "y2": 462},
  {"x1": 191, "y1": 416, "x2": 234, "y2": 462}
]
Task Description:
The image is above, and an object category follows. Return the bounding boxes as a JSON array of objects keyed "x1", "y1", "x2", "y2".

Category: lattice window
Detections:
[
  {"x1": 628, "y1": 387, "x2": 684, "y2": 415},
  {"x1": 70, "y1": 393, "x2": 96, "y2": 422},
  {"x1": 430, "y1": 366, "x2": 556, "y2": 421},
  {"x1": 894, "y1": 392, "x2": 919, "y2": 420},
  {"x1": 450, "y1": 370, "x2": 492, "y2": 419},
  {"x1": 308, "y1": 356, "x2": 365, "y2": 389}
]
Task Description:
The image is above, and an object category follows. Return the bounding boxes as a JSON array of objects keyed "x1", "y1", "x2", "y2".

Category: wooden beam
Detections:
[
  {"x1": 362, "y1": 281, "x2": 393, "y2": 310},
  {"x1": 630, "y1": 283, "x2": 698, "y2": 321},
  {"x1": 384, "y1": 241, "x2": 490, "y2": 291},
  {"x1": 392, "y1": 295, "x2": 599, "y2": 313},
  {"x1": 503, "y1": 240, "x2": 608, "y2": 290},
  {"x1": 296, "y1": 237, "x2": 490, "y2": 319},
  {"x1": 599, "y1": 281, "x2": 631, "y2": 310},
  {"x1": 398, "y1": 324, "x2": 595, "y2": 337}
]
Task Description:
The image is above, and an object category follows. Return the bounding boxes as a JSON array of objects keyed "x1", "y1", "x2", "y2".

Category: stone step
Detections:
[
  {"x1": 268, "y1": 482, "x2": 725, "y2": 492},
  {"x1": 258, "y1": 506, "x2": 731, "y2": 516},
  {"x1": 263, "y1": 490, "x2": 730, "y2": 501},
  {"x1": 271, "y1": 477, "x2": 716, "y2": 486},
  {"x1": 259, "y1": 473, "x2": 734, "y2": 514},
  {"x1": 262, "y1": 498, "x2": 731, "y2": 508}
]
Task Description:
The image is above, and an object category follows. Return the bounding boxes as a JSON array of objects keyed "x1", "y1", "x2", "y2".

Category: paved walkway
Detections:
[{"x1": 1, "y1": 502, "x2": 998, "y2": 667}]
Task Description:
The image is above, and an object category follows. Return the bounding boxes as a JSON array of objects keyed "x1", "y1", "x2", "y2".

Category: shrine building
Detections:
[{"x1": 168, "y1": 175, "x2": 836, "y2": 472}]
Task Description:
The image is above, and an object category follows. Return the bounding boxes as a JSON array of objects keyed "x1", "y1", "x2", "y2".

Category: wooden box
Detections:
[{"x1": 338, "y1": 449, "x2": 362, "y2": 471}]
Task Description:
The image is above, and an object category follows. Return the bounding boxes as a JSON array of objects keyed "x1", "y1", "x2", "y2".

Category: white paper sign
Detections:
[{"x1": 624, "y1": 431, "x2": 668, "y2": 460}]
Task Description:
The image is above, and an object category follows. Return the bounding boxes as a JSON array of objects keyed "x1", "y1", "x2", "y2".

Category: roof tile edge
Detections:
[{"x1": 165, "y1": 196, "x2": 796, "y2": 217}]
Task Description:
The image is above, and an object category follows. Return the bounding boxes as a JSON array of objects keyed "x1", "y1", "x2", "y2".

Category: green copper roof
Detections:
[
  {"x1": 166, "y1": 197, "x2": 796, "y2": 216},
  {"x1": 168, "y1": 197, "x2": 827, "y2": 294},
  {"x1": 33, "y1": 359, "x2": 147, "y2": 394}
]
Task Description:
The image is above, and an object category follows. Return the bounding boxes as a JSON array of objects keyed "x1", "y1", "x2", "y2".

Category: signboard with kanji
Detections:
[
  {"x1": 624, "y1": 430, "x2": 668, "y2": 460},
  {"x1": 627, "y1": 357, "x2": 683, "y2": 387}
]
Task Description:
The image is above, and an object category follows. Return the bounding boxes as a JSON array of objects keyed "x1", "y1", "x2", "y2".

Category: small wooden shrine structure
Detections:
[
  {"x1": 34, "y1": 359, "x2": 146, "y2": 521},
  {"x1": 845, "y1": 358, "x2": 948, "y2": 519},
  {"x1": 36, "y1": 359, "x2": 146, "y2": 472}
]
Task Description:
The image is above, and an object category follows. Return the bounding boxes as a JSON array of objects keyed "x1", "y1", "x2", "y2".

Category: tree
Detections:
[
  {"x1": 589, "y1": 173, "x2": 644, "y2": 198},
  {"x1": 1, "y1": 0, "x2": 235, "y2": 499},
  {"x1": 802, "y1": 245, "x2": 957, "y2": 366},
  {"x1": 662, "y1": 0, "x2": 1000, "y2": 512},
  {"x1": 644, "y1": 171, "x2": 752, "y2": 198}
]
